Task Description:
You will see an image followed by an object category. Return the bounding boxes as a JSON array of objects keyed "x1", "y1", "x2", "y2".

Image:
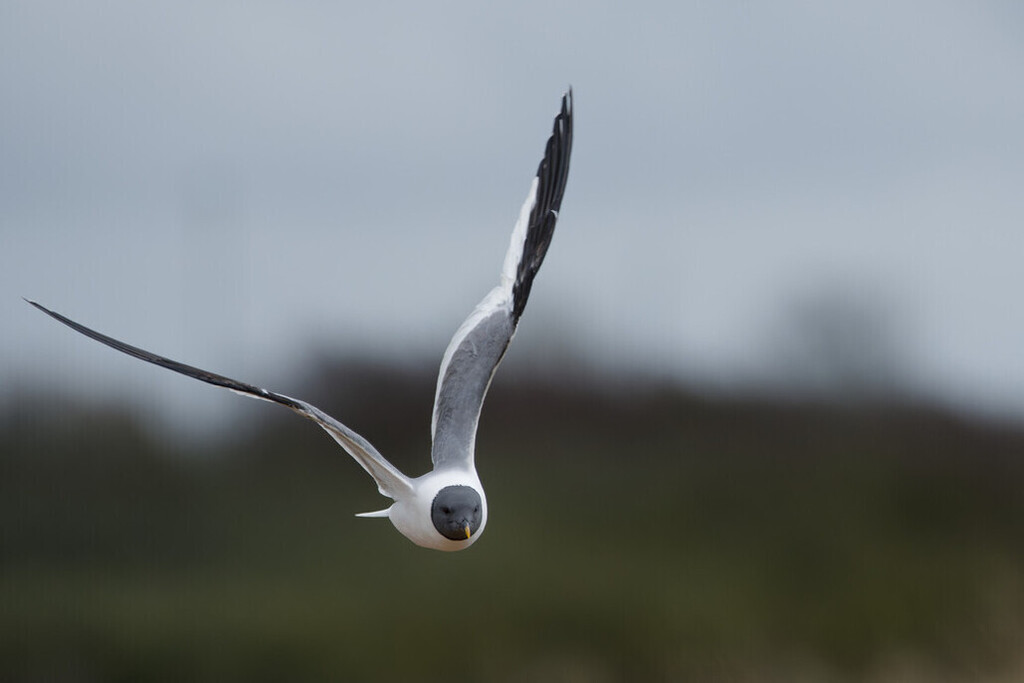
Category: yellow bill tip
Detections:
[{"x1": 464, "y1": 525, "x2": 472, "y2": 540}]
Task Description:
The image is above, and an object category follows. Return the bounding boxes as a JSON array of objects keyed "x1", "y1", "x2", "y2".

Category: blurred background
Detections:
[{"x1": 2, "y1": 1, "x2": 1023, "y2": 680}]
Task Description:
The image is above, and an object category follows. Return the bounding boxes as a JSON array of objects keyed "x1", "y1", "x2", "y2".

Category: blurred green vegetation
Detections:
[{"x1": 2, "y1": 362, "x2": 1023, "y2": 681}]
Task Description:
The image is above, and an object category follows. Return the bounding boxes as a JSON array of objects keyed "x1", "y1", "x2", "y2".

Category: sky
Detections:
[{"x1": 2, "y1": 0, "x2": 1023, "y2": 431}]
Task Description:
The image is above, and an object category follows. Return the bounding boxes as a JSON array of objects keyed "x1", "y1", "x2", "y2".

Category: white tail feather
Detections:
[{"x1": 355, "y1": 508, "x2": 391, "y2": 518}]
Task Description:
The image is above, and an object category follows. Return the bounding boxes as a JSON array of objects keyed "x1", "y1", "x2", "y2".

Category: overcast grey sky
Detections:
[{"x1": 3, "y1": 1, "x2": 1023, "y2": 430}]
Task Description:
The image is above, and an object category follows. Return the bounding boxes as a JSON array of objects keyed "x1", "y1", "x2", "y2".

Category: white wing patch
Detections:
[{"x1": 500, "y1": 177, "x2": 540, "y2": 293}]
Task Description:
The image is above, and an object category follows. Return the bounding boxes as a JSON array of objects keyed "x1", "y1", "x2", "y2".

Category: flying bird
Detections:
[{"x1": 27, "y1": 90, "x2": 573, "y2": 551}]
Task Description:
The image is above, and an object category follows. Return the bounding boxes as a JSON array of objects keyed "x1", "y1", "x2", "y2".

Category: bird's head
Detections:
[{"x1": 431, "y1": 485, "x2": 483, "y2": 541}]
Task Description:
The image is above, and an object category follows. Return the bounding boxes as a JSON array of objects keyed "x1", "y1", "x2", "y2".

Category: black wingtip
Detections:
[
  {"x1": 26, "y1": 298, "x2": 59, "y2": 320},
  {"x1": 28, "y1": 299, "x2": 314, "y2": 414},
  {"x1": 512, "y1": 89, "x2": 574, "y2": 322}
]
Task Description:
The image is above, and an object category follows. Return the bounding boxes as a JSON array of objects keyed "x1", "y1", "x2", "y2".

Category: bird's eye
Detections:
[{"x1": 442, "y1": 506, "x2": 451, "y2": 515}]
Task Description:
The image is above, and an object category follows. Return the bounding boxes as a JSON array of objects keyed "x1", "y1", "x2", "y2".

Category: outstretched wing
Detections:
[
  {"x1": 26, "y1": 299, "x2": 413, "y2": 500},
  {"x1": 430, "y1": 89, "x2": 573, "y2": 471}
]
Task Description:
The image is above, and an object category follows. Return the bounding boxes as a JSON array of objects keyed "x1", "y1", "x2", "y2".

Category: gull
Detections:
[{"x1": 27, "y1": 90, "x2": 573, "y2": 551}]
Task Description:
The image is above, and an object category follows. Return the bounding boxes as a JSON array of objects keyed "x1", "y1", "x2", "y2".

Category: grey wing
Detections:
[
  {"x1": 26, "y1": 299, "x2": 413, "y2": 500},
  {"x1": 430, "y1": 89, "x2": 573, "y2": 470}
]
